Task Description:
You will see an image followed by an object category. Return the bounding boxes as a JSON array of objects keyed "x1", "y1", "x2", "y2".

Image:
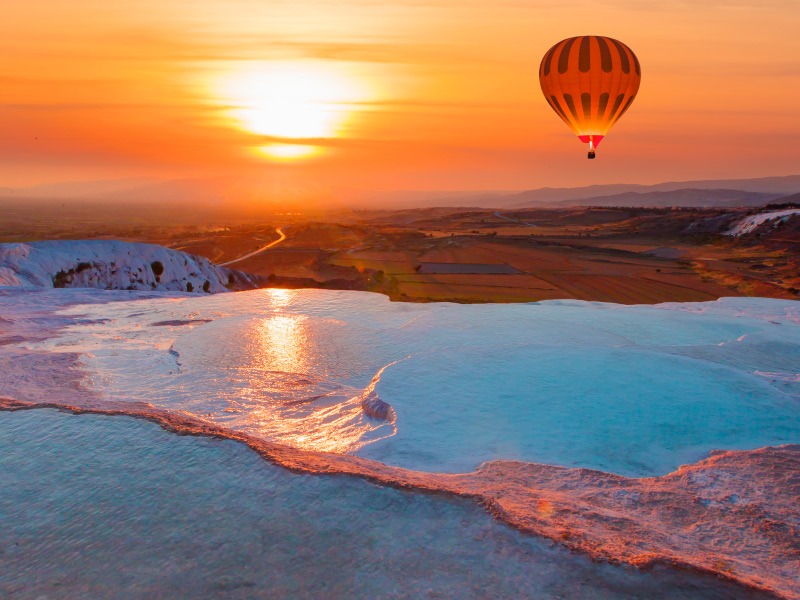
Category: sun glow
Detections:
[
  {"x1": 258, "y1": 144, "x2": 321, "y2": 160},
  {"x1": 213, "y1": 61, "x2": 369, "y2": 160}
]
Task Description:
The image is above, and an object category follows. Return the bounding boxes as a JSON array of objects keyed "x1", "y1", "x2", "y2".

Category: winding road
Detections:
[
  {"x1": 218, "y1": 227, "x2": 286, "y2": 267},
  {"x1": 493, "y1": 212, "x2": 537, "y2": 227}
]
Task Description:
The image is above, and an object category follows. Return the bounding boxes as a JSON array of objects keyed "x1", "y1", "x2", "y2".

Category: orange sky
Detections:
[{"x1": 2, "y1": 0, "x2": 799, "y2": 200}]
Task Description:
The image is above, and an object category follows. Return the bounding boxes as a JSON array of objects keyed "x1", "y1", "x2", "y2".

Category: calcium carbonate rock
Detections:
[{"x1": 0, "y1": 240, "x2": 260, "y2": 293}]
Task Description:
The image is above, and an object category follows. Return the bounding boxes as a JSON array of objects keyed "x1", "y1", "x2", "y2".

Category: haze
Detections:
[{"x1": 2, "y1": 0, "x2": 799, "y2": 205}]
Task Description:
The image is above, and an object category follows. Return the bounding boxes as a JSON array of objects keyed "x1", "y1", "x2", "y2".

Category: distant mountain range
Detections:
[
  {"x1": 517, "y1": 188, "x2": 784, "y2": 209},
  {"x1": 2, "y1": 174, "x2": 799, "y2": 210},
  {"x1": 466, "y1": 175, "x2": 800, "y2": 209}
]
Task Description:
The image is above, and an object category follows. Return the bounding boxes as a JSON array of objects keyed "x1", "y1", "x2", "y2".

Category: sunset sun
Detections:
[{"x1": 212, "y1": 61, "x2": 369, "y2": 160}]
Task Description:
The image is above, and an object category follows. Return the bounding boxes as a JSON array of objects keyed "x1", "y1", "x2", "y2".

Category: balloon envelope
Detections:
[{"x1": 539, "y1": 36, "x2": 641, "y2": 157}]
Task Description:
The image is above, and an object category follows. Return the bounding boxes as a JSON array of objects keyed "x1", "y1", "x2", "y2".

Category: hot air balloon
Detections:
[{"x1": 539, "y1": 36, "x2": 641, "y2": 159}]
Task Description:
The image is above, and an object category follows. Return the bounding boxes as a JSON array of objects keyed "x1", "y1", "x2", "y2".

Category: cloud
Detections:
[
  {"x1": 597, "y1": 0, "x2": 797, "y2": 8},
  {"x1": 1, "y1": 28, "x2": 481, "y2": 68}
]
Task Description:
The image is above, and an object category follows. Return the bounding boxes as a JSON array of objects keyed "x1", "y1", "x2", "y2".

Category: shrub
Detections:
[
  {"x1": 186, "y1": 282, "x2": 194, "y2": 292},
  {"x1": 150, "y1": 261, "x2": 164, "y2": 277},
  {"x1": 203, "y1": 280, "x2": 211, "y2": 293},
  {"x1": 52, "y1": 270, "x2": 70, "y2": 288}
]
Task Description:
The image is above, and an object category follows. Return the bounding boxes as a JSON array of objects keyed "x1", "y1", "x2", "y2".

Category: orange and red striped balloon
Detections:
[{"x1": 539, "y1": 36, "x2": 641, "y2": 159}]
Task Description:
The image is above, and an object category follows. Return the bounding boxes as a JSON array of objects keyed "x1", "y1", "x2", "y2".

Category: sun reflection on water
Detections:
[
  {"x1": 254, "y1": 314, "x2": 308, "y2": 375},
  {"x1": 228, "y1": 300, "x2": 395, "y2": 454}
]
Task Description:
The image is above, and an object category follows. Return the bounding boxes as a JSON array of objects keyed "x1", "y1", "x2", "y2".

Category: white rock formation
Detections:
[
  {"x1": 0, "y1": 240, "x2": 259, "y2": 293},
  {"x1": 724, "y1": 208, "x2": 800, "y2": 236}
]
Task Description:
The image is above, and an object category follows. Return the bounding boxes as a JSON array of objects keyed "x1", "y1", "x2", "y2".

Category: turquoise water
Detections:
[
  {"x1": 40, "y1": 290, "x2": 800, "y2": 476},
  {"x1": 365, "y1": 344, "x2": 798, "y2": 474},
  {"x1": 0, "y1": 410, "x2": 775, "y2": 600}
]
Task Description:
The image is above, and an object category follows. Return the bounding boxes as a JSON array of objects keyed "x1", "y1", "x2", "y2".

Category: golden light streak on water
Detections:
[
  {"x1": 229, "y1": 304, "x2": 395, "y2": 454},
  {"x1": 266, "y1": 287, "x2": 296, "y2": 310},
  {"x1": 255, "y1": 314, "x2": 308, "y2": 375}
]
